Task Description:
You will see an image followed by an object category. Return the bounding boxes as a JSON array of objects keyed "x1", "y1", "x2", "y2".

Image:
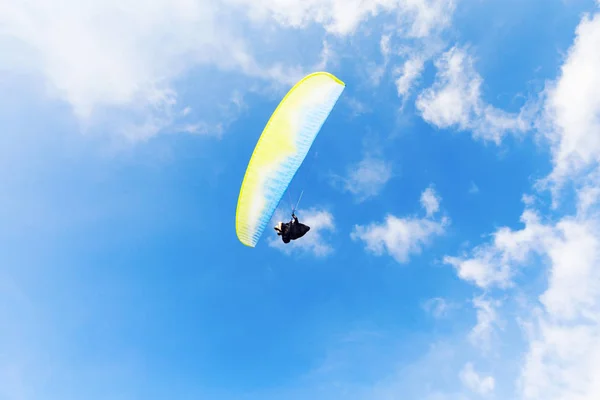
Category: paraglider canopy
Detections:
[{"x1": 235, "y1": 71, "x2": 345, "y2": 247}]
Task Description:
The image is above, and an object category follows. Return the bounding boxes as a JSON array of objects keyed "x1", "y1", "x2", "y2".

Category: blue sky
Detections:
[{"x1": 2, "y1": 0, "x2": 600, "y2": 399}]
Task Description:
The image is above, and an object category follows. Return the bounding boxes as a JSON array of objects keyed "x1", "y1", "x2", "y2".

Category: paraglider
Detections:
[
  {"x1": 235, "y1": 71, "x2": 345, "y2": 247},
  {"x1": 274, "y1": 213, "x2": 310, "y2": 244}
]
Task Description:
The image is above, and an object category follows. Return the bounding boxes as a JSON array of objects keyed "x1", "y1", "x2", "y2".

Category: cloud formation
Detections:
[
  {"x1": 416, "y1": 46, "x2": 533, "y2": 144},
  {"x1": 229, "y1": 0, "x2": 456, "y2": 37},
  {"x1": 538, "y1": 10, "x2": 600, "y2": 198},
  {"x1": 420, "y1": 185, "x2": 441, "y2": 217},
  {"x1": 338, "y1": 156, "x2": 394, "y2": 202},
  {"x1": 423, "y1": 297, "x2": 456, "y2": 319},
  {"x1": 459, "y1": 362, "x2": 495, "y2": 395},
  {"x1": 1, "y1": 0, "x2": 459, "y2": 141},
  {"x1": 469, "y1": 296, "x2": 502, "y2": 352},
  {"x1": 430, "y1": 8, "x2": 600, "y2": 399},
  {"x1": 351, "y1": 186, "x2": 448, "y2": 263},
  {"x1": 394, "y1": 55, "x2": 426, "y2": 101},
  {"x1": 444, "y1": 208, "x2": 555, "y2": 289}
]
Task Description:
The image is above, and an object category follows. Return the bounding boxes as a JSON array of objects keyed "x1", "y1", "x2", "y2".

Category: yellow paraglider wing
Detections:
[{"x1": 236, "y1": 72, "x2": 345, "y2": 247}]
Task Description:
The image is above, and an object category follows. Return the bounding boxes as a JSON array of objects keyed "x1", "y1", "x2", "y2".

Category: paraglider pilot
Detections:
[{"x1": 274, "y1": 213, "x2": 310, "y2": 243}]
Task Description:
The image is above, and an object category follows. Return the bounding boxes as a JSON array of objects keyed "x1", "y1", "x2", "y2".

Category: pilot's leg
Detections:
[{"x1": 274, "y1": 222, "x2": 283, "y2": 235}]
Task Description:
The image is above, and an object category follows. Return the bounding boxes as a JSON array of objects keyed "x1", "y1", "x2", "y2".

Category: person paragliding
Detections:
[
  {"x1": 235, "y1": 71, "x2": 345, "y2": 248},
  {"x1": 274, "y1": 213, "x2": 310, "y2": 244}
]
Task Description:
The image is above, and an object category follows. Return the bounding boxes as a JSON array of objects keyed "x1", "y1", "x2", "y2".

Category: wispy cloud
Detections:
[
  {"x1": 420, "y1": 185, "x2": 441, "y2": 217},
  {"x1": 469, "y1": 296, "x2": 502, "y2": 352},
  {"x1": 171, "y1": 90, "x2": 247, "y2": 138},
  {"x1": 459, "y1": 362, "x2": 495, "y2": 395},
  {"x1": 344, "y1": 96, "x2": 371, "y2": 117},
  {"x1": 336, "y1": 156, "x2": 394, "y2": 202},
  {"x1": 469, "y1": 182, "x2": 479, "y2": 194},
  {"x1": 365, "y1": 34, "x2": 395, "y2": 86},
  {"x1": 227, "y1": 0, "x2": 455, "y2": 37},
  {"x1": 394, "y1": 55, "x2": 426, "y2": 101},
  {"x1": 422, "y1": 297, "x2": 457, "y2": 319}
]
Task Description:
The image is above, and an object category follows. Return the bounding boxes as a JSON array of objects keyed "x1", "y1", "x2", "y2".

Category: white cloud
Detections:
[
  {"x1": 423, "y1": 297, "x2": 455, "y2": 319},
  {"x1": 2, "y1": 0, "x2": 301, "y2": 142},
  {"x1": 367, "y1": 63, "x2": 388, "y2": 87},
  {"x1": 443, "y1": 209, "x2": 554, "y2": 289},
  {"x1": 338, "y1": 156, "x2": 393, "y2": 202},
  {"x1": 394, "y1": 55, "x2": 426, "y2": 100},
  {"x1": 228, "y1": 0, "x2": 456, "y2": 37},
  {"x1": 351, "y1": 186, "x2": 448, "y2": 263},
  {"x1": 578, "y1": 184, "x2": 600, "y2": 215},
  {"x1": 364, "y1": 33, "x2": 392, "y2": 87},
  {"x1": 344, "y1": 96, "x2": 371, "y2": 117},
  {"x1": 444, "y1": 254, "x2": 508, "y2": 289},
  {"x1": 420, "y1": 186, "x2": 441, "y2": 217},
  {"x1": 509, "y1": 12, "x2": 600, "y2": 397},
  {"x1": 539, "y1": 218, "x2": 600, "y2": 321},
  {"x1": 376, "y1": 1, "x2": 453, "y2": 95},
  {"x1": 416, "y1": 46, "x2": 532, "y2": 144},
  {"x1": 537, "y1": 10, "x2": 600, "y2": 197},
  {"x1": 380, "y1": 34, "x2": 392, "y2": 59},
  {"x1": 364, "y1": 34, "x2": 394, "y2": 87},
  {"x1": 469, "y1": 182, "x2": 480, "y2": 194},
  {"x1": 3, "y1": 1, "x2": 227, "y2": 117},
  {"x1": 445, "y1": 199, "x2": 600, "y2": 399},
  {"x1": 516, "y1": 210, "x2": 600, "y2": 400},
  {"x1": 425, "y1": 25, "x2": 600, "y2": 388},
  {"x1": 521, "y1": 194, "x2": 535, "y2": 206},
  {"x1": 396, "y1": 0, "x2": 457, "y2": 38},
  {"x1": 459, "y1": 362, "x2": 495, "y2": 395},
  {"x1": 268, "y1": 208, "x2": 336, "y2": 257},
  {"x1": 469, "y1": 296, "x2": 502, "y2": 351},
  {"x1": 352, "y1": 215, "x2": 447, "y2": 263},
  {"x1": 1, "y1": 0, "x2": 461, "y2": 140},
  {"x1": 0, "y1": 0, "x2": 457, "y2": 114},
  {"x1": 444, "y1": 189, "x2": 600, "y2": 400}
]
